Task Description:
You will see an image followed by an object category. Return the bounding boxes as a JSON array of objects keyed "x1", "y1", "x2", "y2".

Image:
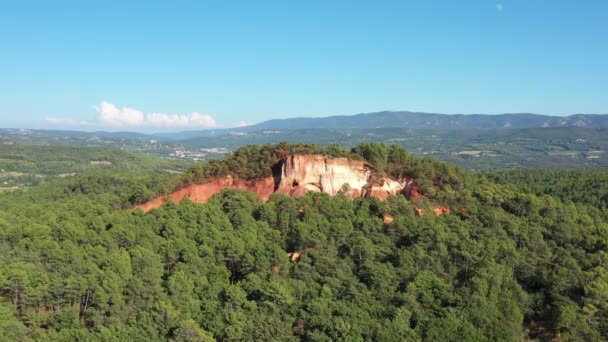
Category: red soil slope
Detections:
[{"x1": 135, "y1": 154, "x2": 449, "y2": 216}]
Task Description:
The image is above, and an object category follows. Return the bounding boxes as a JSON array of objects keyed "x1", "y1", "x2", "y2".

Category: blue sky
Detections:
[{"x1": 0, "y1": 1, "x2": 607, "y2": 131}]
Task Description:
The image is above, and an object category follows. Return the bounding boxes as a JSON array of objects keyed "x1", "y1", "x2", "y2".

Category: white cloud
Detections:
[
  {"x1": 234, "y1": 121, "x2": 254, "y2": 127},
  {"x1": 93, "y1": 101, "x2": 217, "y2": 129},
  {"x1": 146, "y1": 112, "x2": 188, "y2": 128},
  {"x1": 496, "y1": 3, "x2": 504, "y2": 12},
  {"x1": 188, "y1": 112, "x2": 217, "y2": 128},
  {"x1": 96, "y1": 101, "x2": 145, "y2": 127},
  {"x1": 45, "y1": 117, "x2": 94, "y2": 126},
  {"x1": 46, "y1": 101, "x2": 220, "y2": 130}
]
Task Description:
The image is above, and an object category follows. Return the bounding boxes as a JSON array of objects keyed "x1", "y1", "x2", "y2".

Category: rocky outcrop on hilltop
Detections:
[
  {"x1": 135, "y1": 154, "x2": 446, "y2": 215},
  {"x1": 274, "y1": 155, "x2": 412, "y2": 200}
]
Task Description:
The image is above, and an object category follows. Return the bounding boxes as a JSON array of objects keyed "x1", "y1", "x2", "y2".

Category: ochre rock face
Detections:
[
  {"x1": 135, "y1": 176, "x2": 276, "y2": 212},
  {"x1": 135, "y1": 154, "x2": 420, "y2": 212},
  {"x1": 433, "y1": 206, "x2": 452, "y2": 215},
  {"x1": 414, "y1": 206, "x2": 452, "y2": 217},
  {"x1": 275, "y1": 155, "x2": 410, "y2": 199},
  {"x1": 408, "y1": 187, "x2": 422, "y2": 200},
  {"x1": 277, "y1": 155, "x2": 370, "y2": 196}
]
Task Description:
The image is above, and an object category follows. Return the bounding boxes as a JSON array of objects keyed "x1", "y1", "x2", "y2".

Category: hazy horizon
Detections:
[{"x1": 3, "y1": 110, "x2": 608, "y2": 134}]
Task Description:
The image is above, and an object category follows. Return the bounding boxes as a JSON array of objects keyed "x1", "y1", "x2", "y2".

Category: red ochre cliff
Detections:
[{"x1": 135, "y1": 154, "x2": 447, "y2": 215}]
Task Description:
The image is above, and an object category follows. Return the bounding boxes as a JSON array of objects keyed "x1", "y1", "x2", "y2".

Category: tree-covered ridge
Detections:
[
  {"x1": 0, "y1": 144, "x2": 606, "y2": 341},
  {"x1": 182, "y1": 143, "x2": 356, "y2": 182},
  {"x1": 181, "y1": 142, "x2": 468, "y2": 206},
  {"x1": 0, "y1": 171, "x2": 184, "y2": 212},
  {"x1": 486, "y1": 169, "x2": 608, "y2": 210},
  {"x1": 0, "y1": 144, "x2": 188, "y2": 188},
  {"x1": 2, "y1": 142, "x2": 468, "y2": 209}
]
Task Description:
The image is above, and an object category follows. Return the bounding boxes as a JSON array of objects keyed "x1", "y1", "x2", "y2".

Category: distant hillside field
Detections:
[
  {"x1": 0, "y1": 144, "x2": 188, "y2": 188},
  {"x1": 3, "y1": 111, "x2": 608, "y2": 171}
]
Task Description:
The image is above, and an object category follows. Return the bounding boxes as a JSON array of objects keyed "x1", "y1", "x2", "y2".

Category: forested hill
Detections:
[
  {"x1": 244, "y1": 111, "x2": 608, "y2": 130},
  {"x1": 0, "y1": 143, "x2": 607, "y2": 341}
]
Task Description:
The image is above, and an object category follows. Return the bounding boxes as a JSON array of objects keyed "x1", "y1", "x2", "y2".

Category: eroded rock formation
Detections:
[
  {"x1": 135, "y1": 154, "x2": 440, "y2": 213},
  {"x1": 274, "y1": 155, "x2": 412, "y2": 200},
  {"x1": 135, "y1": 176, "x2": 276, "y2": 212}
]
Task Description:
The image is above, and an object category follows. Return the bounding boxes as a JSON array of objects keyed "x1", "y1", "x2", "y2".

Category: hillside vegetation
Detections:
[
  {"x1": 182, "y1": 142, "x2": 466, "y2": 204},
  {"x1": 0, "y1": 143, "x2": 606, "y2": 341},
  {"x1": 486, "y1": 169, "x2": 608, "y2": 209},
  {"x1": 0, "y1": 145, "x2": 188, "y2": 188}
]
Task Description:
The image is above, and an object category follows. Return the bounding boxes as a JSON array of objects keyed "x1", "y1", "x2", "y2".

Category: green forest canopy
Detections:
[{"x1": 0, "y1": 142, "x2": 606, "y2": 341}]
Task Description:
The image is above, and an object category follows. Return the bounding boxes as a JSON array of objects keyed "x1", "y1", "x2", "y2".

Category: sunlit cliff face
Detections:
[
  {"x1": 275, "y1": 155, "x2": 414, "y2": 199},
  {"x1": 135, "y1": 154, "x2": 421, "y2": 213}
]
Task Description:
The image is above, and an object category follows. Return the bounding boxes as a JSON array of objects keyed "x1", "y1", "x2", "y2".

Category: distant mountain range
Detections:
[
  {"x1": 155, "y1": 111, "x2": 608, "y2": 139},
  {"x1": 3, "y1": 112, "x2": 608, "y2": 142},
  {"x1": 243, "y1": 111, "x2": 608, "y2": 131}
]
